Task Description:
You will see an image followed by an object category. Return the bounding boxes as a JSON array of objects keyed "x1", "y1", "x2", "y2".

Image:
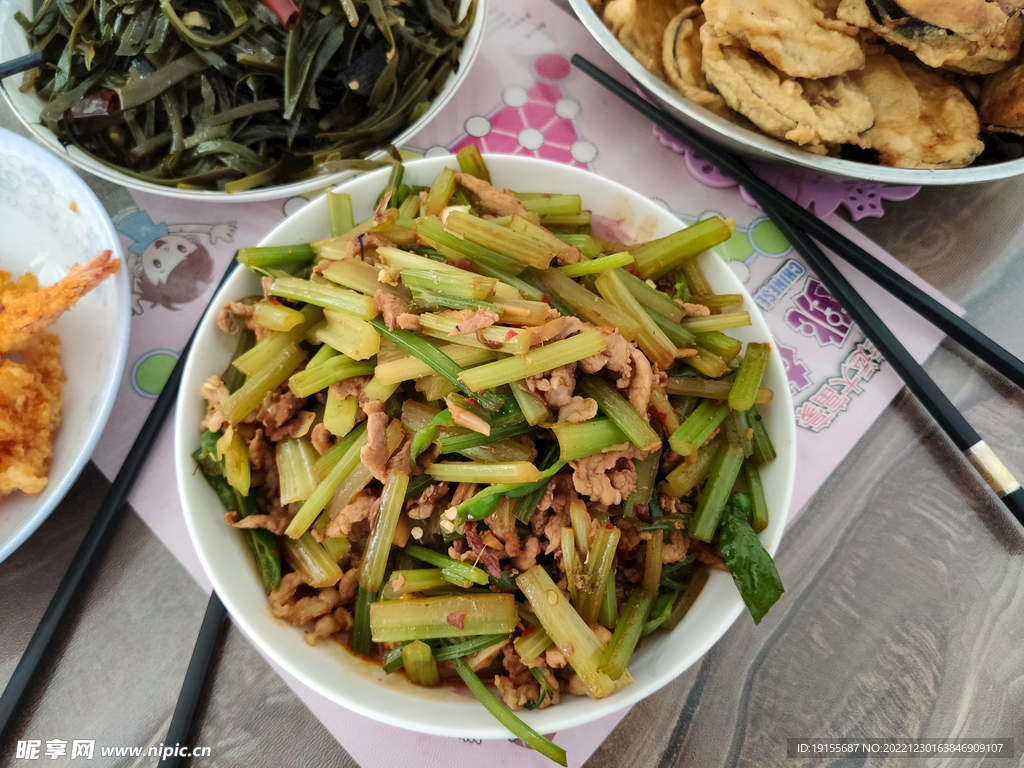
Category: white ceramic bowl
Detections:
[
  {"x1": 174, "y1": 155, "x2": 795, "y2": 737},
  {"x1": 568, "y1": 0, "x2": 1024, "y2": 185},
  {"x1": 0, "y1": 128, "x2": 130, "y2": 562},
  {"x1": 0, "y1": 0, "x2": 485, "y2": 203}
]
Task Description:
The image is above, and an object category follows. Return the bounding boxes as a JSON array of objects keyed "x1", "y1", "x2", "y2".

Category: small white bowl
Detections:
[
  {"x1": 0, "y1": 128, "x2": 131, "y2": 562},
  {"x1": 174, "y1": 155, "x2": 795, "y2": 738},
  {"x1": 568, "y1": 0, "x2": 1024, "y2": 185},
  {"x1": 0, "y1": 0, "x2": 485, "y2": 203}
]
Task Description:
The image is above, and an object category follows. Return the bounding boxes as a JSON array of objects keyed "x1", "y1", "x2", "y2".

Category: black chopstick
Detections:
[
  {"x1": 570, "y1": 54, "x2": 1024, "y2": 525},
  {"x1": 0, "y1": 260, "x2": 238, "y2": 744},
  {"x1": 0, "y1": 51, "x2": 45, "y2": 81},
  {"x1": 162, "y1": 593, "x2": 227, "y2": 768}
]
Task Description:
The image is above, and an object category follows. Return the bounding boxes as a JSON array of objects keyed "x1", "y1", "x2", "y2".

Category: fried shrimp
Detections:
[
  {"x1": 0, "y1": 250, "x2": 121, "y2": 354},
  {"x1": 702, "y1": 0, "x2": 864, "y2": 79}
]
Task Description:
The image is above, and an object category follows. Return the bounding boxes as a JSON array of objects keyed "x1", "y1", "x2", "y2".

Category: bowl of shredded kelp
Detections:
[
  {"x1": 173, "y1": 152, "x2": 795, "y2": 760},
  {"x1": 0, "y1": 0, "x2": 483, "y2": 201}
]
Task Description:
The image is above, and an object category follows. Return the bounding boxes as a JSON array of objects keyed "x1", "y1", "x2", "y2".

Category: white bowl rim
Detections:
[
  {"x1": 567, "y1": 0, "x2": 1024, "y2": 186},
  {"x1": 175, "y1": 154, "x2": 796, "y2": 737},
  {"x1": 0, "y1": 0, "x2": 486, "y2": 203},
  {"x1": 0, "y1": 128, "x2": 131, "y2": 561}
]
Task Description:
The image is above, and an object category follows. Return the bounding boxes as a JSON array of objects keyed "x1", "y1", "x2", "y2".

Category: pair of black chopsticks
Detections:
[
  {"x1": 0, "y1": 259, "x2": 237, "y2": 759},
  {"x1": 569, "y1": 54, "x2": 1024, "y2": 524}
]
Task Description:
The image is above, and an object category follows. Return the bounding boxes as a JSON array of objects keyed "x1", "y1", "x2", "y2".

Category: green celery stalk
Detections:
[
  {"x1": 695, "y1": 331, "x2": 742, "y2": 363},
  {"x1": 729, "y1": 343, "x2": 771, "y2": 411},
  {"x1": 682, "y1": 259, "x2": 714, "y2": 300},
  {"x1": 540, "y1": 211, "x2": 591, "y2": 228},
  {"x1": 724, "y1": 409, "x2": 754, "y2": 457},
  {"x1": 401, "y1": 641, "x2": 440, "y2": 686},
  {"x1": 327, "y1": 190, "x2": 354, "y2": 237},
  {"x1": 749, "y1": 404, "x2": 777, "y2": 465},
  {"x1": 623, "y1": 449, "x2": 661, "y2": 517},
  {"x1": 435, "y1": 422, "x2": 534, "y2": 455},
  {"x1": 562, "y1": 527, "x2": 580, "y2": 604},
  {"x1": 424, "y1": 167, "x2": 456, "y2": 217},
  {"x1": 615, "y1": 268, "x2": 686, "y2": 323},
  {"x1": 743, "y1": 459, "x2": 770, "y2": 533},
  {"x1": 358, "y1": 471, "x2": 411, "y2": 592},
  {"x1": 665, "y1": 376, "x2": 773, "y2": 404},
  {"x1": 445, "y1": 210, "x2": 557, "y2": 270},
  {"x1": 405, "y1": 545, "x2": 489, "y2": 585},
  {"x1": 689, "y1": 293, "x2": 745, "y2": 309},
  {"x1": 222, "y1": 430, "x2": 250, "y2": 496},
  {"x1": 316, "y1": 310, "x2": 380, "y2": 360},
  {"x1": 288, "y1": 357, "x2": 375, "y2": 398},
  {"x1": 369, "y1": 594, "x2": 517, "y2": 641},
  {"x1": 375, "y1": 344, "x2": 496, "y2": 385},
  {"x1": 417, "y1": 312, "x2": 531, "y2": 355},
  {"x1": 516, "y1": 566, "x2": 632, "y2": 699},
  {"x1": 680, "y1": 311, "x2": 751, "y2": 334},
  {"x1": 550, "y1": 418, "x2": 629, "y2": 462},
  {"x1": 233, "y1": 305, "x2": 321, "y2": 376},
  {"x1": 662, "y1": 567, "x2": 710, "y2": 631},
  {"x1": 456, "y1": 144, "x2": 490, "y2": 181},
  {"x1": 351, "y1": 586, "x2": 374, "y2": 656},
  {"x1": 237, "y1": 243, "x2": 315, "y2": 269},
  {"x1": 324, "y1": 391, "x2": 358, "y2": 437},
  {"x1": 280, "y1": 532, "x2": 343, "y2": 589},
  {"x1": 514, "y1": 192, "x2": 581, "y2": 216},
  {"x1": 314, "y1": 422, "x2": 368, "y2": 477},
  {"x1": 537, "y1": 268, "x2": 640, "y2": 340},
  {"x1": 577, "y1": 376, "x2": 661, "y2": 452},
  {"x1": 253, "y1": 301, "x2": 305, "y2": 332},
  {"x1": 276, "y1": 436, "x2": 319, "y2": 505},
  {"x1": 668, "y1": 400, "x2": 729, "y2": 456},
  {"x1": 570, "y1": 499, "x2": 592, "y2": 558},
  {"x1": 684, "y1": 346, "x2": 731, "y2": 378},
  {"x1": 599, "y1": 570, "x2": 618, "y2": 629},
  {"x1": 269, "y1": 275, "x2": 377, "y2": 319},
  {"x1": 577, "y1": 524, "x2": 621, "y2": 625},
  {"x1": 513, "y1": 626, "x2": 553, "y2": 663},
  {"x1": 593, "y1": 270, "x2": 676, "y2": 370},
  {"x1": 448, "y1": 655, "x2": 567, "y2": 766},
  {"x1": 416, "y1": 217, "x2": 525, "y2": 275},
  {"x1": 322, "y1": 258, "x2": 405, "y2": 297},
  {"x1": 599, "y1": 532, "x2": 663, "y2": 679},
  {"x1": 401, "y1": 267, "x2": 497, "y2": 299},
  {"x1": 554, "y1": 232, "x2": 603, "y2": 258},
  {"x1": 688, "y1": 443, "x2": 746, "y2": 542},
  {"x1": 433, "y1": 634, "x2": 512, "y2": 662},
  {"x1": 472, "y1": 261, "x2": 544, "y2": 302},
  {"x1": 510, "y1": 380, "x2": 552, "y2": 426},
  {"x1": 664, "y1": 437, "x2": 722, "y2": 498},
  {"x1": 493, "y1": 299, "x2": 550, "y2": 326},
  {"x1": 458, "y1": 328, "x2": 607, "y2": 392},
  {"x1": 381, "y1": 568, "x2": 449, "y2": 599},
  {"x1": 326, "y1": 422, "x2": 405, "y2": 515},
  {"x1": 428, "y1": 461, "x2": 542, "y2": 484},
  {"x1": 287, "y1": 423, "x2": 369, "y2": 538},
  {"x1": 647, "y1": 309, "x2": 696, "y2": 349},
  {"x1": 221, "y1": 344, "x2": 306, "y2": 424},
  {"x1": 629, "y1": 218, "x2": 732, "y2": 280}
]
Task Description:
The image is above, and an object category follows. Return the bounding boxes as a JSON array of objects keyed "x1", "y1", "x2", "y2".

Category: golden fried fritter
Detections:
[
  {"x1": 603, "y1": 0, "x2": 694, "y2": 79},
  {"x1": 700, "y1": 27, "x2": 875, "y2": 148},
  {"x1": 0, "y1": 250, "x2": 120, "y2": 354},
  {"x1": 0, "y1": 331, "x2": 64, "y2": 498},
  {"x1": 837, "y1": 0, "x2": 1024, "y2": 74},
  {"x1": 848, "y1": 54, "x2": 984, "y2": 167},
  {"x1": 702, "y1": 0, "x2": 865, "y2": 79},
  {"x1": 980, "y1": 61, "x2": 1024, "y2": 133},
  {"x1": 662, "y1": 6, "x2": 732, "y2": 117}
]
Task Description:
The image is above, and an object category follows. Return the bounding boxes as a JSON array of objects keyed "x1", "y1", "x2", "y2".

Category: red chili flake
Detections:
[
  {"x1": 626, "y1": 268, "x2": 637, "y2": 275},
  {"x1": 522, "y1": 625, "x2": 536, "y2": 638},
  {"x1": 605, "y1": 523, "x2": 615, "y2": 530},
  {"x1": 504, "y1": 330, "x2": 516, "y2": 341},
  {"x1": 445, "y1": 611, "x2": 467, "y2": 630},
  {"x1": 651, "y1": 407, "x2": 667, "y2": 423},
  {"x1": 268, "y1": 296, "x2": 281, "y2": 306},
  {"x1": 541, "y1": 295, "x2": 551, "y2": 304},
  {"x1": 465, "y1": 398, "x2": 479, "y2": 405},
  {"x1": 454, "y1": 258, "x2": 473, "y2": 271}
]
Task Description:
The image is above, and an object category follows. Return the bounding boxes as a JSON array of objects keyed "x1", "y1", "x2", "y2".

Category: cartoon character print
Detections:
[{"x1": 113, "y1": 207, "x2": 236, "y2": 315}]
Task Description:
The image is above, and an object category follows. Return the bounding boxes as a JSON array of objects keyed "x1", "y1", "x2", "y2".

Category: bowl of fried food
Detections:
[
  {"x1": 0, "y1": 0, "x2": 484, "y2": 201},
  {"x1": 0, "y1": 128, "x2": 130, "y2": 562},
  {"x1": 174, "y1": 151, "x2": 794, "y2": 762},
  {"x1": 570, "y1": 0, "x2": 1024, "y2": 183}
]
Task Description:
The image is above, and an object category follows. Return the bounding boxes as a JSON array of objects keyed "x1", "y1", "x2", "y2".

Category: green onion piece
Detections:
[
  {"x1": 663, "y1": 437, "x2": 722, "y2": 499},
  {"x1": 599, "y1": 570, "x2": 618, "y2": 629},
  {"x1": 435, "y1": 422, "x2": 534, "y2": 455},
  {"x1": 432, "y1": 633, "x2": 511, "y2": 662},
  {"x1": 641, "y1": 590, "x2": 679, "y2": 636},
  {"x1": 317, "y1": 310, "x2": 381, "y2": 360},
  {"x1": 269, "y1": 275, "x2": 377, "y2": 319},
  {"x1": 629, "y1": 217, "x2": 732, "y2": 280},
  {"x1": 593, "y1": 270, "x2": 676, "y2": 370},
  {"x1": 516, "y1": 566, "x2": 632, "y2": 699},
  {"x1": 351, "y1": 587, "x2": 374, "y2": 656},
  {"x1": 428, "y1": 461, "x2": 542, "y2": 484},
  {"x1": 369, "y1": 594, "x2": 517, "y2": 641},
  {"x1": 358, "y1": 471, "x2": 410, "y2": 592},
  {"x1": 448, "y1": 655, "x2": 567, "y2": 766},
  {"x1": 276, "y1": 436, "x2": 319, "y2": 505},
  {"x1": 221, "y1": 344, "x2": 306, "y2": 424},
  {"x1": 279, "y1": 532, "x2": 343, "y2": 589},
  {"x1": 537, "y1": 268, "x2": 640, "y2": 340},
  {"x1": 729, "y1": 343, "x2": 771, "y2": 411},
  {"x1": 662, "y1": 567, "x2": 710, "y2": 631},
  {"x1": 688, "y1": 443, "x2": 746, "y2": 542},
  {"x1": 410, "y1": 408, "x2": 454, "y2": 463},
  {"x1": 680, "y1": 311, "x2": 751, "y2": 334},
  {"x1": 665, "y1": 377, "x2": 773, "y2": 404},
  {"x1": 550, "y1": 418, "x2": 629, "y2": 462},
  {"x1": 288, "y1": 357, "x2": 375, "y2": 398},
  {"x1": 743, "y1": 459, "x2": 770, "y2": 533},
  {"x1": 578, "y1": 375, "x2": 661, "y2": 452},
  {"x1": 668, "y1": 400, "x2": 729, "y2": 456},
  {"x1": 383, "y1": 642, "x2": 410, "y2": 674},
  {"x1": 287, "y1": 423, "x2": 369, "y2": 538},
  {"x1": 424, "y1": 167, "x2": 456, "y2": 217},
  {"x1": 456, "y1": 144, "x2": 490, "y2": 181},
  {"x1": 237, "y1": 243, "x2": 315, "y2": 269},
  {"x1": 748, "y1": 404, "x2": 777, "y2": 466},
  {"x1": 458, "y1": 328, "x2": 607, "y2": 392},
  {"x1": 405, "y1": 545, "x2": 489, "y2": 585},
  {"x1": 598, "y1": 532, "x2": 662, "y2": 680},
  {"x1": 401, "y1": 640, "x2": 440, "y2": 686},
  {"x1": 253, "y1": 301, "x2": 305, "y2": 332}
]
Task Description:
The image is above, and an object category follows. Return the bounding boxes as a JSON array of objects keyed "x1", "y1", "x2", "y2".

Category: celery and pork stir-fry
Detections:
[{"x1": 193, "y1": 147, "x2": 784, "y2": 764}]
